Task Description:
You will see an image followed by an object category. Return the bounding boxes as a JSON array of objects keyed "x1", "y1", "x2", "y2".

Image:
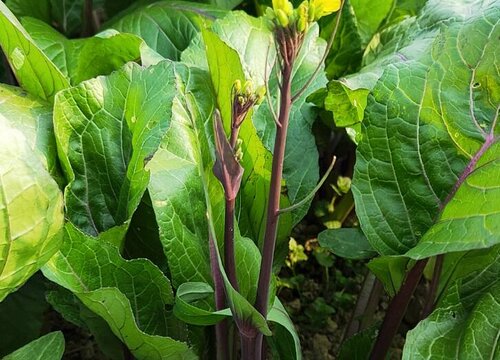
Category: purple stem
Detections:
[
  {"x1": 369, "y1": 259, "x2": 428, "y2": 360},
  {"x1": 209, "y1": 233, "x2": 229, "y2": 360}
]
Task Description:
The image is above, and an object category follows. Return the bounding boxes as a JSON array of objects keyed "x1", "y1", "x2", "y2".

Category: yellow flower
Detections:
[{"x1": 310, "y1": 0, "x2": 341, "y2": 20}]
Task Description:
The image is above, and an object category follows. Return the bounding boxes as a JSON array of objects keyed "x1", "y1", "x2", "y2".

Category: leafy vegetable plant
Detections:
[{"x1": 0, "y1": 0, "x2": 498, "y2": 359}]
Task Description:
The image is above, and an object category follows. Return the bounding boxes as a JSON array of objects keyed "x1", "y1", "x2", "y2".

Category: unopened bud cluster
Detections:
[
  {"x1": 232, "y1": 79, "x2": 266, "y2": 107},
  {"x1": 266, "y1": 0, "x2": 340, "y2": 32}
]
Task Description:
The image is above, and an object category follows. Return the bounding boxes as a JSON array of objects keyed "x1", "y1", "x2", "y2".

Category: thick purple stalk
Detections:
[
  {"x1": 370, "y1": 259, "x2": 428, "y2": 360},
  {"x1": 252, "y1": 64, "x2": 293, "y2": 357},
  {"x1": 209, "y1": 234, "x2": 229, "y2": 360},
  {"x1": 225, "y1": 198, "x2": 239, "y2": 290},
  {"x1": 255, "y1": 65, "x2": 292, "y2": 314}
]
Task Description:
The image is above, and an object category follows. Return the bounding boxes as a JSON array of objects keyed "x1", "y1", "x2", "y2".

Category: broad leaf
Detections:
[
  {"x1": 403, "y1": 281, "x2": 500, "y2": 359},
  {"x1": 200, "y1": 13, "x2": 326, "y2": 266},
  {"x1": 0, "y1": 119, "x2": 63, "y2": 301},
  {"x1": 43, "y1": 223, "x2": 195, "y2": 359},
  {"x1": 352, "y1": 1, "x2": 500, "y2": 255},
  {"x1": 146, "y1": 62, "x2": 271, "y2": 335},
  {"x1": 0, "y1": 2, "x2": 69, "y2": 101},
  {"x1": 326, "y1": 0, "x2": 495, "y2": 139},
  {"x1": 46, "y1": 286, "x2": 127, "y2": 360},
  {"x1": 54, "y1": 61, "x2": 177, "y2": 238},
  {"x1": 3, "y1": 332, "x2": 64, "y2": 360},
  {"x1": 318, "y1": 228, "x2": 377, "y2": 260},
  {"x1": 21, "y1": 17, "x2": 143, "y2": 85},
  {"x1": 0, "y1": 274, "x2": 50, "y2": 357},
  {"x1": 107, "y1": 1, "x2": 225, "y2": 61},
  {"x1": 0, "y1": 84, "x2": 59, "y2": 178},
  {"x1": 367, "y1": 256, "x2": 409, "y2": 297}
]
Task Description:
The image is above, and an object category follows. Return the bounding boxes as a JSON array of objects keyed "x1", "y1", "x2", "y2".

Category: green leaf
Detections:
[
  {"x1": 174, "y1": 282, "x2": 231, "y2": 326},
  {"x1": 326, "y1": 0, "x2": 492, "y2": 139},
  {"x1": 0, "y1": 119, "x2": 64, "y2": 301},
  {"x1": 318, "y1": 228, "x2": 377, "y2": 260},
  {"x1": 21, "y1": 17, "x2": 143, "y2": 85},
  {"x1": 5, "y1": 0, "x2": 51, "y2": 24},
  {"x1": 54, "y1": 61, "x2": 177, "y2": 237},
  {"x1": 46, "y1": 286, "x2": 126, "y2": 360},
  {"x1": 123, "y1": 191, "x2": 169, "y2": 274},
  {"x1": 267, "y1": 298, "x2": 302, "y2": 360},
  {"x1": 107, "y1": 1, "x2": 225, "y2": 61},
  {"x1": 403, "y1": 282, "x2": 500, "y2": 359},
  {"x1": 0, "y1": 84, "x2": 59, "y2": 179},
  {"x1": 352, "y1": 1, "x2": 500, "y2": 255},
  {"x1": 338, "y1": 325, "x2": 378, "y2": 360},
  {"x1": 367, "y1": 256, "x2": 409, "y2": 297},
  {"x1": 201, "y1": 13, "x2": 326, "y2": 266},
  {"x1": 201, "y1": 27, "x2": 287, "y2": 256},
  {"x1": 146, "y1": 62, "x2": 271, "y2": 335},
  {"x1": 3, "y1": 332, "x2": 65, "y2": 360},
  {"x1": 0, "y1": 2, "x2": 69, "y2": 102},
  {"x1": 0, "y1": 274, "x2": 50, "y2": 357},
  {"x1": 43, "y1": 223, "x2": 195, "y2": 359}
]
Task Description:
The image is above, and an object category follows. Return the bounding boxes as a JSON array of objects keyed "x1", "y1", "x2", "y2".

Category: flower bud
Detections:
[
  {"x1": 285, "y1": 1, "x2": 294, "y2": 16},
  {"x1": 276, "y1": 8, "x2": 289, "y2": 27},
  {"x1": 255, "y1": 86, "x2": 266, "y2": 104},
  {"x1": 308, "y1": 2, "x2": 316, "y2": 22},
  {"x1": 244, "y1": 80, "x2": 253, "y2": 96},
  {"x1": 237, "y1": 95, "x2": 246, "y2": 105},
  {"x1": 233, "y1": 79, "x2": 242, "y2": 94},
  {"x1": 297, "y1": 17, "x2": 308, "y2": 32}
]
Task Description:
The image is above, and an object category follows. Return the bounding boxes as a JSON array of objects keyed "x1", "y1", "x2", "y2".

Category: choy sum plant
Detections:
[{"x1": 0, "y1": 0, "x2": 499, "y2": 359}]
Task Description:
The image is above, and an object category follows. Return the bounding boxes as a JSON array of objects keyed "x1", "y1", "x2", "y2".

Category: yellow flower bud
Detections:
[
  {"x1": 233, "y1": 79, "x2": 242, "y2": 94},
  {"x1": 298, "y1": 17, "x2": 308, "y2": 32},
  {"x1": 308, "y1": 2, "x2": 316, "y2": 22},
  {"x1": 255, "y1": 86, "x2": 266, "y2": 104},
  {"x1": 276, "y1": 8, "x2": 289, "y2": 27},
  {"x1": 243, "y1": 80, "x2": 253, "y2": 96},
  {"x1": 285, "y1": 1, "x2": 294, "y2": 16}
]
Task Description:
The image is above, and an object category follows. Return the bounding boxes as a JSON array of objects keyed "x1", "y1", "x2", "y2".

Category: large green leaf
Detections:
[
  {"x1": 43, "y1": 223, "x2": 195, "y2": 359},
  {"x1": 0, "y1": 119, "x2": 64, "y2": 301},
  {"x1": 197, "y1": 13, "x2": 326, "y2": 266},
  {"x1": 21, "y1": 17, "x2": 143, "y2": 85},
  {"x1": 0, "y1": 2, "x2": 69, "y2": 102},
  {"x1": 326, "y1": 0, "x2": 494, "y2": 138},
  {"x1": 352, "y1": 1, "x2": 500, "y2": 255},
  {"x1": 146, "y1": 61, "x2": 271, "y2": 335},
  {"x1": 318, "y1": 228, "x2": 377, "y2": 260},
  {"x1": 0, "y1": 274, "x2": 50, "y2": 357},
  {"x1": 107, "y1": 1, "x2": 225, "y2": 61},
  {"x1": 403, "y1": 257, "x2": 500, "y2": 359},
  {"x1": 3, "y1": 332, "x2": 64, "y2": 360},
  {"x1": 46, "y1": 286, "x2": 127, "y2": 360},
  {"x1": 0, "y1": 84, "x2": 59, "y2": 178},
  {"x1": 54, "y1": 61, "x2": 177, "y2": 237}
]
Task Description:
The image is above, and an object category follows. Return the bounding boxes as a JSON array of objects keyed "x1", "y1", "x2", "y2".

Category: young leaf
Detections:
[
  {"x1": 43, "y1": 223, "x2": 196, "y2": 359},
  {"x1": 318, "y1": 228, "x2": 377, "y2": 260},
  {"x1": 352, "y1": 1, "x2": 499, "y2": 255},
  {"x1": 0, "y1": 120, "x2": 63, "y2": 301},
  {"x1": 21, "y1": 17, "x2": 143, "y2": 85},
  {"x1": 3, "y1": 332, "x2": 65, "y2": 360},
  {"x1": 0, "y1": 2, "x2": 69, "y2": 101},
  {"x1": 53, "y1": 61, "x2": 177, "y2": 238}
]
